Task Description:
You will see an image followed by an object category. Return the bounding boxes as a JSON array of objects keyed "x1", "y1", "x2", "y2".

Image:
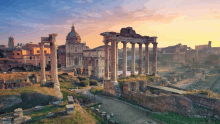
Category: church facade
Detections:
[{"x1": 58, "y1": 24, "x2": 109, "y2": 78}]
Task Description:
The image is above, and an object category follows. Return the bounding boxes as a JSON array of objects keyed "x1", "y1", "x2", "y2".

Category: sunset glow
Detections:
[{"x1": 1, "y1": 0, "x2": 220, "y2": 49}]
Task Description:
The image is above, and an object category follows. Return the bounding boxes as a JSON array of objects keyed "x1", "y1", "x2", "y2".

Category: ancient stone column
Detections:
[
  {"x1": 138, "y1": 43, "x2": 143, "y2": 75},
  {"x1": 116, "y1": 42, "x2": 118, "y2": 79},
  {"x1": 104, "y1": 41, "x2": 110, "y2": 80},
  {"x1": 50, "y1": 42, "x2": 54, "y2": 83},
  {"x1": 111, "y1": 39, "x2": 117, "y2": 83},
  {"x1": 50, "y1": 33, "x2": 63, "y2": 99},
  {"x1": 122, "y1": 42, "x2": 127, "y2": 77},
  {"x1": 145, "y1": 43, "x2": 150, "y2": 75},
  {"x1": 152, "y1": 42, "x2": 158, "y2": 75},
  {"x1": 131, "y1": 42, "x2": 135, "y2": 75},
  {"x1": 39, "y1": 43, "x2": 46, "y2": 85}
]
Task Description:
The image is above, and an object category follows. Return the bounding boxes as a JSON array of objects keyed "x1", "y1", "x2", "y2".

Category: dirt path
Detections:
[{"x1": 99, "y1": 96, "x2": 158, "y2": 124}]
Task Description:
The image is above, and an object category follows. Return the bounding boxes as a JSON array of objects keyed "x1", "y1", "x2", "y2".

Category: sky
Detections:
[{"x1": 0, "y1": 0, "x2": 220, "y2": 49}]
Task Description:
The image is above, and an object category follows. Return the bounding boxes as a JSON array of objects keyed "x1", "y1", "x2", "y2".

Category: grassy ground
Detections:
[
  {"x1": 0, "y1": 72, "x2": 103, "y2": 124},
  {"x1": 149, "y1": 112, "x2": 220, "y2": 124},
  {"x1": 90, "y1": 86, "x2": 104, "y2": 95}
]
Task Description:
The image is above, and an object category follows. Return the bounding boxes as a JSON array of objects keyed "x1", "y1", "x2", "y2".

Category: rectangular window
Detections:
[
  {"x1": 17, "y1": 53, "x2": 19, "y2": 55},
  {"x1": 37, "y1": 50, "x2": 40, "y2": 53},
  {"x1": 44, "y1": 51, "x2": 46, "y2": 53}
]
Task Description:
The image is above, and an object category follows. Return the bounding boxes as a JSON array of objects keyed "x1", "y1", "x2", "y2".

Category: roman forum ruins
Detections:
[
  {"x1": 39, "y1": 33, "x2": 63, "y2": 99},
  {"x1": 101, "y1": 27, "x2": 158, "y2": 87}
]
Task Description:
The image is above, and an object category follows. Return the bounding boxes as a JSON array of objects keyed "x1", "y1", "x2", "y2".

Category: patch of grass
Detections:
[
  {"x1": 27, "y1": 104, "x2": 98, "y2": 124},
  {"x1": 90, "y1": 86, "x2": 104, "y2": 95},
  {"x1": 186, "y1": 89, "x2": 220, "y2": 99},
  {"x1": 149, "y1": 112, "x2": 220, "y2": 124},
  {"x1": 84, "y1": 107, "x2": 107, "y2": 124}
]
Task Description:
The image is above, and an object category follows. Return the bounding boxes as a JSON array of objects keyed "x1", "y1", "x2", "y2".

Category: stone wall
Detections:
[
  {"x1": 122, "y1": 91, "x2": 194, "y2": 116},
  {"x1": 102, "y1": 80, "x2": 116, "y2": 96},
  {"x1": 184, "y1": 94, "x2": 220, "y2": 115}
]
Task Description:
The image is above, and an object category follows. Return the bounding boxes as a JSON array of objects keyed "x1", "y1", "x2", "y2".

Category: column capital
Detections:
[
  {"x1": 121, "y1": 41, "x2": 127, "y2": 44},
  {"x1": 137, "y1": 42, "x2": 143, "y2": 45},
  {"x1": 130, "y1": 42, "x2": 135, "y2": 45},
  {"x1": 144, "y1": 42, "x2": 150, "y2": 45},
  {"x1": 152, "y1": 42, "x2": 158, "y2": 45}
]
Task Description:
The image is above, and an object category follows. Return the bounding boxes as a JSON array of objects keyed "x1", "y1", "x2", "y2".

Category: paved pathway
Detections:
[{"x1": 99, "y1": 96, "x2": 159, "y2": 124}]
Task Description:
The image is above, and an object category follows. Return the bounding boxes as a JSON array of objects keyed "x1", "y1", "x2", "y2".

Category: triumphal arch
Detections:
[{"x1": 101, "y1": 27, "x2": 158, "y2": 97}]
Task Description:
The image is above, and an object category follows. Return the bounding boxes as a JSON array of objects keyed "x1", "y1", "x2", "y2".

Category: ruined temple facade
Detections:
[{"x1": 101, "y1": 27, "x2": 158, "y2": 97}]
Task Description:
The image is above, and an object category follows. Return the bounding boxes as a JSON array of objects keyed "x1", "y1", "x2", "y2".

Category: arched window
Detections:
[{"x1": 75, "y1": 47, "x2": 77, "y2": 52}]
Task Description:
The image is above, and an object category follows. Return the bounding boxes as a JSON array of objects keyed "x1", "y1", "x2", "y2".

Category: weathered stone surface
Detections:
[
  {"x1": 67, "y1": 96, "x2": 74, "y2": 104},
  {"x1": 66, "y1": 104, "x2": 75, "y2": 114},
  {"x1": 0, "y1": 95, "x2": 22, "y2": 110},
  {"x1": 90, "y1": 107, "x2": 94, "y2": 110},
  {"x1": 110, "y1": 112, "x2": 114, "y2": 117},
  {"x1": 95, "y1": 109, "x2": 99, "y2": 113},
  {"x1": 34, "y1": 105, "x2": 42, "y2": 111},
  {"x1": 53, "y1": 101, "x2": 61, "y2": 106},
  {"x1": 46, "y1": 112, "x2": 54, "y2": 117},
  {"x1": 109, "y1": 119, "x2": 116, "y2": 124},
  {"x1": 13, "y1": 116, "x2": 31, "y2": 124}
]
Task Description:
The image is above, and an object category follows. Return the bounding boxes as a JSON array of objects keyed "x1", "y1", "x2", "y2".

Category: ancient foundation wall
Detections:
[
  {"x1": 184, "y1": 94, "x2": 220, "y2": 115},
  {"x1": 102, "y1": 80, "x2": 117, "y2": 96},
  {"x1": 122, "y1": 91, "x2": 194, "y2": 116}
]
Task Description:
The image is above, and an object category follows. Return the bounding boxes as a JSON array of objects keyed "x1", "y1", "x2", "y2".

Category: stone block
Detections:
[
  {"x1": 90, "y1": 107, "x2": 94, "y2": 110},
  {"x1": 34, "y1": 105, "x2": 42, "y2": 111},
  {"x1": 12, "y1": 116, "x2": 31, "y2": 124},
  {"x1": 53, "y1": 101, "x2": 61, "y2": 106},
  {"x1": 67, "y1": 96, "x2": 74, "y2": 104},
  {"x1": 106, "y1": 114, "x2": 110, "y2": 120},
  {"x1": 66, "y1": 104, "x2": 75, "y2": 114},
  {"x1": 101, "y1": 112, "x2": 106, "y2": 115},
  {"x1": 46, "y1": 112, "x2": 54, "y2": 117}
]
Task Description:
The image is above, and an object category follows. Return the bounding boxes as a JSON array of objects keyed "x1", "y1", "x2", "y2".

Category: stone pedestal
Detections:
[
  {"x1": 67, "y1": 96, "x2": 74, "y2": 104},
  {"x1": 66, "y1": 104, "x2": 75, "y2": 114}
]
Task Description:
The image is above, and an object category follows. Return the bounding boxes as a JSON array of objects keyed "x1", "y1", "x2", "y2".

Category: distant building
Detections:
[
  {"x1": 58, "y1": 24, "x2": 110, "y2": 78},
  {"x1": 161, "y1": 43, "x2": 192, "y2": 63},
  {"x1": 58, "y1": 23, "x2": 90, "y2": 68},
  {"x1": 8, "y1": 37, "x2": 15, "y2": 48},
  {"x1": 83, "y1": 45, "x2": 111, "y2": 78}
]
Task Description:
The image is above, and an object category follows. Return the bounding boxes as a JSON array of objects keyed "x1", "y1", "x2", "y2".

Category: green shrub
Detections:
[
  {"x1": 72, "y1": 78, "x2": 80, "y2": 84},
  {"x1": 89, "y1": 79, "x2": 99, "y2": 86},
  {"x1": 77, "y1": 76, "x2": 88, "y2": 81},
  {"x1": 130, "y1": 74, "x2": 136, "y2": 77},
  {"x1": 80, "y1": 80, "x2": 89, "y2": 87}
]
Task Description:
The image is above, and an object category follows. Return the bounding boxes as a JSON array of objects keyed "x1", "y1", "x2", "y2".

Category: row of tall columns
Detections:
[{"x1": 104, "y1": 40, "x2": 158, "y2": 81}]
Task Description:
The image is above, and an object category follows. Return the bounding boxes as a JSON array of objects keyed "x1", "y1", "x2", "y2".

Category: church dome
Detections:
[{"x1": 66, "y1": 23, "x2": 81, "y2": 43}]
